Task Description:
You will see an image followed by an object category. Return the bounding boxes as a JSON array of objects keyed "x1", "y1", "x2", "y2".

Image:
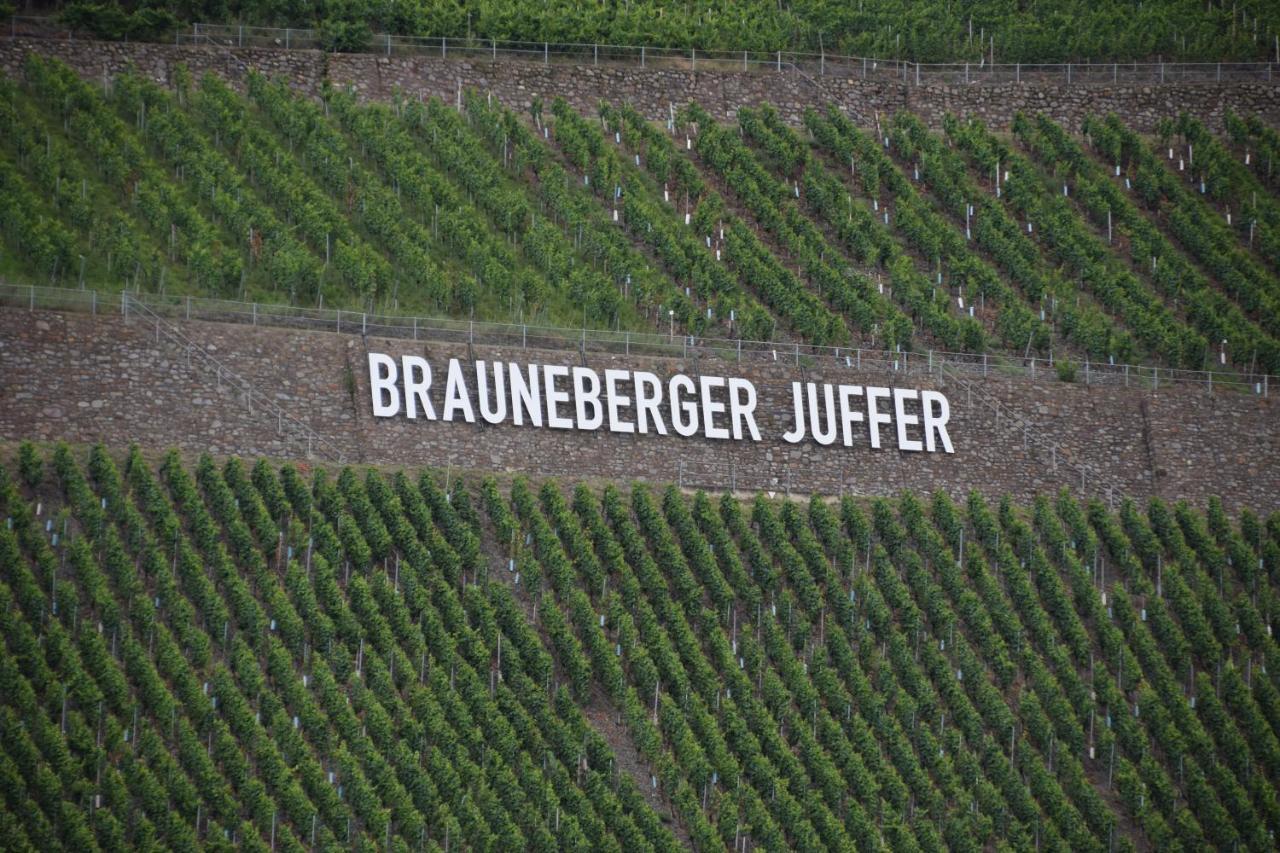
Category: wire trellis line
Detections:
[
  {"x1": 4, "y1": 17, "x2": 1278, "y2": 86},
  {"x1": 2, "y1": 283, "x2": 1271, "y2": 396}
]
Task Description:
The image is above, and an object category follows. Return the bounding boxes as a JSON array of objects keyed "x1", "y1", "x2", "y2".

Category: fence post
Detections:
[
  {"x1": 362, "y1": 312, "x2": 367, "y2": 335},
  {"x1": 692, "y1": 48, "x2": 696, "y2": 71},
  {"x1": 594, "y1": 43, "x2": 598, "y2": 66},
  {"x1": 641, "y1": 46, "x2": 645, "y2": 68},
  {"x1": 1216, "y1": 62, "x2": 1221, "y2": 82},
  {"x1": 777, "y1": 51, "x2": 781, "y2": 72},
  {"x1": 544, "y1": 42, "x2": 548, "y2": 65},
  {"x1": 915, "y1": 62, "x2": 920, "y2": 85},
  {"x1": 186, "y1": 295, "x2": 191, "y2": 320},
  {"x1": 252, "y1": 303, "x2": 257, "y2": 325},
  {"x1": 1160, "y1": 62, "x2": 1164, "y2": 83},
  {"x1": 1067, "y1": 63, "x2": 1071, "y2": 84},
  {"x1": 29, "y1": 284, "x2": 35, "y2": 311},
  {"x1": 285, "y1": 28, "x2": 289, "y2": 49},
  {"x1": 386, "y1": 32, "x2": 391, "y2": 56}
]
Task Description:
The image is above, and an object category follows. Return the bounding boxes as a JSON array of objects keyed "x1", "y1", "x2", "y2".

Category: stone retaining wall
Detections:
[
  {"x1": 2, "y1": 36, "x2": 1277, "y2": 131},
  {"x1": 0, "y1": 36, "x2": 322, "y2": 96},
  {"x1": 2, "y1": 308, "x2": 1275, "y2": 511}
]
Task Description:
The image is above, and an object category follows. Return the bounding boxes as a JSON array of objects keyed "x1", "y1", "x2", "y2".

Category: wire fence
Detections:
[
  {"x1": 0, "y1": 282, "x2": 1220, "y2": 500},
  {"x1": 2, "y1": 283, "x2": 1271, "y2": 397},
  {"x1": 4, "y1": 17, "x2": 1278, "y2": 87},
  {"x1": 117, "y1": 292, "x2": 348, "y2": 463}
]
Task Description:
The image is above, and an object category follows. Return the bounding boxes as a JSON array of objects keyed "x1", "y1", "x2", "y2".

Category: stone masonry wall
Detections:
[
  {"x1": 0, "y1": 36, "x2": 322, "y2": 96},
  {"x1": 2, "y1": 35, "x2": 1278, "y2": 131},
  {"x1": 2, "y1": 308, "x2": 1276, "y2": 512}
]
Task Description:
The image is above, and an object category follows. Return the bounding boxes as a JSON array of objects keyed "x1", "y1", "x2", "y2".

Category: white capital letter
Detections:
[
  {"x1": 573, "y1": 367, "x2": 603, "y2": 430},
  {"x1": 442, "y1": 358, "x2": 475, "y2": 423},
  {"x1": 604, "y1": 369, "x2": 634, "y2": 434},
  {"x1": 509, "y1": 363, "x2": 542, "y2": 427},
  {"x1": 476, "y1": 360, "x2": 507, "y2": 425},
  {"x1": 782, "y1": 382, "x2": 807, "y2": 444},
  {"x1": 634, "y1": 371, "x2": 668, "y2": 435},
  {"x1": 865, "y1": 386, "x2": 892, "y2": 449},
  {"x1": 544, "y1": 365, "x2": 573, "y2": 429},
  {"x1": 670, "y1": 374, "x2": 699, "y2": 437},
  {"x1": 368, "y1": 353, "x2": 400, "y2": 417},
  {"x1": 893, "y1": 388, "x2": 923, "y2": 452},
  {"x1": 807, "y1": 382, "x2": 838, "y2": 446},
  {"x1": 700, "y1": 375, "x2": 729, "y2": 440},
  {"x1": 728, "y1": 378, "x2": 761, "y2": 441},
  {"x1": 400, "y1": 355, "x2": 435, "y2": 420},
  {"x1": 921, "y1": 390, "x2": 955, "y2": 453},
  {"x1": 838, "y1": 384, "x2": 864, "y2": 447}
]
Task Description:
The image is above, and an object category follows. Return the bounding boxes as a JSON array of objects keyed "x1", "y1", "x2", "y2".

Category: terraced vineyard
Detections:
[
  {"x1": 3, "y1": 56, "x2": 1280, "y2": 374},
  {"x1": 31, "y1": 0, "x2": 1279, "y2": 62},
  {"x1": 1, "y1": 442, "x2": 1278, "y2": 851}
]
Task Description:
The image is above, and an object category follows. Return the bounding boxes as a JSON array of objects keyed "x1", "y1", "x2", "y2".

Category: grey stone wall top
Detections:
[
  {"x1": 1, "y1": 37, "x2": 1277, "y2": 132},
  {"x1": 2, "y1": 308, "x2": 1276, "y2": 512}
]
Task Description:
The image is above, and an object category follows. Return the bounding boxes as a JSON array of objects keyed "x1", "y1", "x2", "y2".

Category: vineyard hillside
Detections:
[
  {"x1": 1, "y1": 443, "x2": 1279, "y2": 851},
  {"x1": 10, "y1": 1, "x2": 1280, "y2": 63},
  {"x1": 3, "y1": 56, "x2": 1280, "y2": 379},
  {"x1": 2, "y1": 16, "x2": 1280, "y2": 853}
]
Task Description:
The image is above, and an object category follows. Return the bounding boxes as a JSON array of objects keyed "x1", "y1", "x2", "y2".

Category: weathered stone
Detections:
[
  {"x1": 1, "y1": 308, "x2": 1275, "y2": 512},
  {"x1": 0, "y1": 37, "x2": 1276, "y2": 133}
]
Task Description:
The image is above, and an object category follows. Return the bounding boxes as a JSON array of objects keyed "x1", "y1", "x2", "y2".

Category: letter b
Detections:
[{"x1": 368, "y1": 353, "x2": 400, "y2": 417}]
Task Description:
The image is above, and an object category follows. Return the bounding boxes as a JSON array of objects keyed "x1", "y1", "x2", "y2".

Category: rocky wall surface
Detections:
[
  {"x1": 2, "y1": 36, "x2": 1278, "y2": 131},
  {"x1": 2, "y1": 308, "x2": 1275, "y2": 511},
  {"x1": 327, "y1": 53, "x2": 907, "y2": 127},
  {"x1": 0, "y1": 36, "x2": 321, "y2": 95},
  {"x1": 902, "y1": 79, "x2": 1280, "y2": 135}
]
